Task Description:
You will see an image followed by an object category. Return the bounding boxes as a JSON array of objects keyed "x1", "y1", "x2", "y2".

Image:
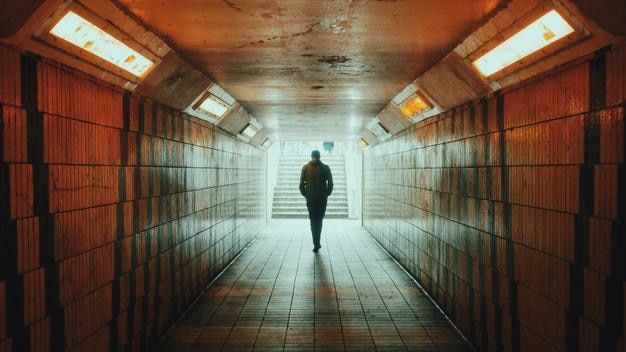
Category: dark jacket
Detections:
[{"x1": 299, "y1": 159, "x2": 333, "y2": 203}]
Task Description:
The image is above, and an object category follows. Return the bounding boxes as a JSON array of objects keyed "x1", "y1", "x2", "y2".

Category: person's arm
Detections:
[
  {"x1": 326, "y1": 165, "x2": 333, "y2": 196},
  {"x1": 299, "y1": 166, "x2": 307, "y2": 197}
]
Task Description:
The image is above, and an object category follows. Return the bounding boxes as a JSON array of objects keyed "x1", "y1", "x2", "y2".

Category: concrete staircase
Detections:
[{"x1": 272, "y1": 154, "x2": 349, "y2": 219}]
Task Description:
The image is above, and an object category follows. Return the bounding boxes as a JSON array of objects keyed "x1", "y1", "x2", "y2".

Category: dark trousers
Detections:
[{"x1": 306, "y1": 198, "x2": 327, "y2": 247}]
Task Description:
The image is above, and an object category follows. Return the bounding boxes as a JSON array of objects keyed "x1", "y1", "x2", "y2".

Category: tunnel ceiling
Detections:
[{"x1": 115, "y1": 0, "x2": 504, "y2": 140}]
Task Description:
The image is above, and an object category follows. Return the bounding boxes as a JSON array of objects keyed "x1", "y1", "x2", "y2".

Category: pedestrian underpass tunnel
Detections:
[{"x1": 0, "y1": 0, "x2": 625, "y2": 351}]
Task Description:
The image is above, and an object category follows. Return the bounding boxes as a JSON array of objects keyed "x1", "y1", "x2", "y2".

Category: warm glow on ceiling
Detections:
[
  {"x1": 196, "y1": 94, "x2": 229, "y2": 117},
  {"x1": 50, "y1": 11, "x2": 154, "y2": 77},
  {"x1": 472, "y1": 9, "x2": 575, "y2": 77},
  {"x1": 399, "y1": 94, "x2": 431, "y2": 118}
]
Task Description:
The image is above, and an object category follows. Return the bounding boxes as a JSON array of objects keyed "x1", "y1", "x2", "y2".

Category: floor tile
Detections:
[{"x1": 156, "y1": 220, "x2": 472, "y2": 351}]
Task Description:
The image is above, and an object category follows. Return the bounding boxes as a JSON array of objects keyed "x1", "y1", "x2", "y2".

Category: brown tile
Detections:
[{"x1": 158, "y1": 220, "x2": 473, "y2": 351}]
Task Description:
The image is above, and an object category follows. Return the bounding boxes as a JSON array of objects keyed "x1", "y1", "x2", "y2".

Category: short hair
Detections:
[{"x1": 311, "y1": 150, "x2": 321, "y2": 159}]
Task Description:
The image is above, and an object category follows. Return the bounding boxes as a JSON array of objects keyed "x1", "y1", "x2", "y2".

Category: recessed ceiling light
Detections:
[
  {"x1": 49, "y1": 11, "x2": 155, "y2": 77},
  {"x1": 196, "y1": 94, "x2": 229, "y2": 118},
  {"x1": 209, "y1": 84, "x2": 236, "y2": 106},
  {"x1": 399, "y1": 93, "x2": 432, "y2": 118},
  {"x1": 472, "y1": 9, "x2": 575, "y2": 77},
  {"x1": 368, "y1": 121, "x2": 391, "y2": 141},
  {"x1": 261, "y1": 138, "x2": 272, "y2": 148},
  {"x1": 240, "y1": 124, "x2": 258, "y2": 139}
]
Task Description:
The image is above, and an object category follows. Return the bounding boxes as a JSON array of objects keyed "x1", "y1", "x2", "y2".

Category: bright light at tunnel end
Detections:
[
  {"x1": 472, "y1": 9, "x2": 575, "y2": 77},
  {"x1": 49, "y1": 11, "x2": 155, "y2": 78}
]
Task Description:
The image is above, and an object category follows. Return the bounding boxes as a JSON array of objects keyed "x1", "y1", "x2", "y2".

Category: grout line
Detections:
[
  {"x1": 347, "y1": 229, "x2": 411, "y2": 351},
  {"x1": 366, "y1": 229, "x2": 478, "y2": 352},
  {"x1": 218, "y1": 232, "x2": 284, "y2": 351},
  {"x1": 249, "y1": 227, "x2": 294, "y2": 350},
  {"x1": 324, "y1": 238, "x2": 347, "y2": 350},
  {"x1": 282, "y1": 227, "x2": 305, "y2": 350},
  {"x1": 335, "y1": 225, "x2": 378, "y2": 351},
  {"x1": 150, "y1": 235, "x2": 259, "y2": 351}
]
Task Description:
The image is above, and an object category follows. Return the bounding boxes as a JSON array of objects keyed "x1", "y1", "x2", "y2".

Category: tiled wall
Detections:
[
  {"x1": 363, "y1": 43, "x2": 625, "y2": 351},
  {"x1": 0, "y1": 44, "x2": 266, "y2": 351}
]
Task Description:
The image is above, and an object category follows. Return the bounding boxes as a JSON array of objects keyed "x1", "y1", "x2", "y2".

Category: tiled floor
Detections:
[{"x1": 158, "y1": 220, "x2": 473, "y2": 351}]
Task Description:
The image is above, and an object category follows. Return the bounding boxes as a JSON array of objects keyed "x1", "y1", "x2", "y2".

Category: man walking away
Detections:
[{"x1": 299, "y1": 150, "x2": 333, "y2": 253}]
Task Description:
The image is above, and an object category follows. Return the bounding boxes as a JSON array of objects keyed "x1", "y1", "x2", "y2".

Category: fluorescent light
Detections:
[
  {"x1": 358, "y1": 138, "x2": 369, "y2": 148},
  {"x1": 261, "y1": 138, "x2": 272, "y2": 148},
  {"x1": 473, "y1": 9, "x2": 575, "y2": 77},
  {"x1": 369, "y1": 122, "x2": 391, "y2": 141},
  {"x1": 209, "y1": 84, "x2": 236, "y2": 106},
  {"x1": 50, "y1": 11, "x2": 154, "y2": 77},
  {"x1": 196, "y1": 94, "x2": 229, "y2": 117},
  {"x1": 399, "y1": 94, "x2": 431, "y2": 118},
  {"x1": 240, "y1": 124, "x2": 258, "y2": 139},
  {"x1": 392, "y1": 84, "x2": 417, "y2": 106}
]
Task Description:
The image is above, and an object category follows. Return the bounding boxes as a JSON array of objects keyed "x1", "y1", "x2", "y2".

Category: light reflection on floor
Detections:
[{"x1": 158, "y1": 220, "x2": 472, "y2": 351}]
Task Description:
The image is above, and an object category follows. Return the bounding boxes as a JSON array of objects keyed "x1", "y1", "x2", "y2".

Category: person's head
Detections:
[{"x1": 311, "y1": 150, "x2": 321, "y2": 160}]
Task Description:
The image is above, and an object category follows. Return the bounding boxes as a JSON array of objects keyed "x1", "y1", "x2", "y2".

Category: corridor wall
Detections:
[
  {"x1": 0, "y1": 43, "x2": 266, "y2": 351},
  {"x1": 363, "y1": 43, "x2": 625, "y2": 351}
]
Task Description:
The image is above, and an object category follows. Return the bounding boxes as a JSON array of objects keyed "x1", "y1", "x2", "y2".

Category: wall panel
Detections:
[
  {"x1": 363, "y1": 43, "x2": 626, "y2": 351},
  {"x1": 0, "y1": 43, "x2": 266, "y2": 351}
]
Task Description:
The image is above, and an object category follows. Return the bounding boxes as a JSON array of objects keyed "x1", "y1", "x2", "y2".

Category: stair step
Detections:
[
  {"x1": 272, "y1": 191, "x2": 348, "y2": 194},
  {"x1": 278, "y1": 174, "x2": 346, "y2": 178},
  {"x1": 277, "y1": 171, "x2": 346, "y2": 175},
  {"x1": 272, "y1": 208, "x2": 348, "y2": 213},
  {"x1": 276, "y1": 174, "x2": 346, "y2": 177},
  {"x1": 278, "y1": 177, "x2": 346, "y2": 181},
  {"x1": 272, "y1": 195, "x2": 348, "y2": 199},
  {"x1": 273, "y1": 193, "x2": 347, "y2": 197},
  {"x1": 279, "y1": 164, "x2": 345, "y2": 168},
  {"x1": 279, "y1": 164, "x2": 345, "y2": 167},
  {"x1": 273, "y1": 154, "x2": 349, "y2": 219},
  {"x1": 273, "y1": 202, "x2": 348, "y2": 207},
  {"x1": 273, "y1": 191, "x2": 347, "y2": 194},
  {"x1": 278, "y1": 164, "x2": 345, "y2": 167},
  {"x1": 272, "y1": 207, "x2": 348, "y2": 214},
  {"x1": 275, "y1": 182, "x2": 346, "y2": 185},
  {"x1": 280, "y1": 157, "x2": 344, "y2": 159},
  {"x1": 273, "y1": 190, "x2": 347, "y2": 194},
  {"x1": 272, "y1": 194, "x2": 348, "y2": 198},
  {"x1": 272, "y1": 213, "x2": 348, "y2": 219},
  {"x1": 276, "y1": 184, "x2": 346, "y2": 187}
]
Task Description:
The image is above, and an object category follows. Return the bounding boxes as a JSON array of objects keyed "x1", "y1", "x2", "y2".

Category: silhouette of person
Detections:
[
  {"x1": 323, "y1": 141, "x2": 334, "y2": 155},
  {"x1": 299, "y1": 150, "x2": 333, "y2": 252}
]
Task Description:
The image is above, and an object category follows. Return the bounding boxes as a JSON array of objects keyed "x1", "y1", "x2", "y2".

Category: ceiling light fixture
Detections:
[
  {"x1": 195, "y1": 94, "x2": 229, "y2": 118},
  {"x1": 358, "y1": 138, "x2": 369, "y2": 148},
  {"x1": 240, "y1": 123, "x2": 259, "y2": 140},
  {"x1": 49, "y1": 11, "x2": 155, "y2": 77},
  {"x1": 367, "y1": 120, "x2": 392, "y2": 141},
  {"x1": 472, "y1": 9, "x2": 575, "y2": 77},
  {"x1": 399, "y1": 93, "x2": 432, "y2": 118},
  {"x1": 208, "y1": 84, "x2": 236, "y2": 106},
  {"x1": 261, "y1": 138, "x2": 272, "y2": 148}
]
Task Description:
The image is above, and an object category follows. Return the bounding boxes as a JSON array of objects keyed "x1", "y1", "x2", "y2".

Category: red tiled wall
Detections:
[
  {"x1": 0, "y1": 44, "x2": 266, "y2": 351},
  {"x1": 363, "y1": 43, "x2": 625, "y2": 352}
]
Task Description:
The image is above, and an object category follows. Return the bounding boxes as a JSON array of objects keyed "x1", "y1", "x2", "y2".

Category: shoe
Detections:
[{"x1": 312, "y1": 245, "x2": 321, "y2": 253}]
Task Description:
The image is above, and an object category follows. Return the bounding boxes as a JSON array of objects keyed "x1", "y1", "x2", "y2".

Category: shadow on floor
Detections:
[{"x1": 157, "y1": 220, "x2": 473, "y2": 351}]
